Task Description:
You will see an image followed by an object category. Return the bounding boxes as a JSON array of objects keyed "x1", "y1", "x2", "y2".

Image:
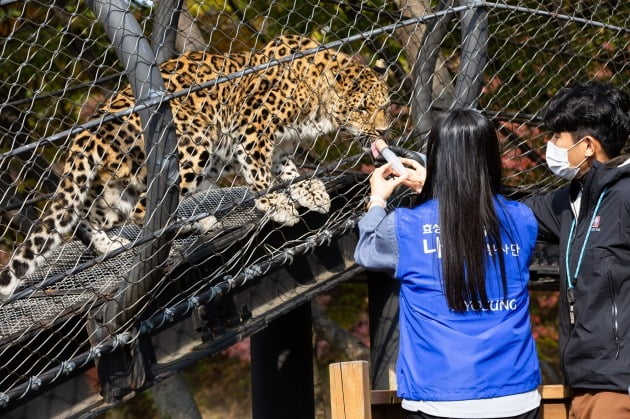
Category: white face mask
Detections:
[{"x1": 545, "y1": 138, "x2": 586, "y2": 180}]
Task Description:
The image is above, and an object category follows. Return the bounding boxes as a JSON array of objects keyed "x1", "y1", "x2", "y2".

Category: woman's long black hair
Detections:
[{"x1": 418, "y1": 109, "x2": 507, "y2": 312}]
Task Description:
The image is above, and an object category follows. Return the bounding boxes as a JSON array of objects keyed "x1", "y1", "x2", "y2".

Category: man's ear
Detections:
[
  {"x1": 584, "y1": 136, "x2": 596, "y2": 157},
  {"x1": 584, "y1": 136, "x2": 610, "y2": 161}
]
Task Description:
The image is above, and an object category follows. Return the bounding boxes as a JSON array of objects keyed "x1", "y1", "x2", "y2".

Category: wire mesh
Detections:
[{"x1": 0, "y1": 0, "x2": 628, "y2": 414}]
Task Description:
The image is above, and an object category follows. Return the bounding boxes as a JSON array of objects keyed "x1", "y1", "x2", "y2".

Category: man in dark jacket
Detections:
[{"x1": 525, "y1": 82, "x2": 630, "y2": 418}]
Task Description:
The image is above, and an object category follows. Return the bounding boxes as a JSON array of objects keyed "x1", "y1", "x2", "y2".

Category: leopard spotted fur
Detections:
[{"x1": 0, "y1": 35, "x2": 391, "y2": 299}]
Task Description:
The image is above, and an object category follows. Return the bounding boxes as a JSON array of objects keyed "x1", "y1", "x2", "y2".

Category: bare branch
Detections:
[{"x1": 311, "y1": 301, "x2": 370, "y2": 361}]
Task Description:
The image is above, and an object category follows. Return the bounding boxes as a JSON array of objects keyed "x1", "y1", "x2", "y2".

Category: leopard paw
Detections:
[
  {"x1": 90, "y1": 231, "x2": 131, "y2": 255},
  {"x1": 191, "y1": 215, "x2": 220, "y2": 234},
  {"x1": 289, "y1": 178, "x2": 331, "y2": 214},
  {"x1": 256, "y1": 192, "x2": 300, "y2": 226}
]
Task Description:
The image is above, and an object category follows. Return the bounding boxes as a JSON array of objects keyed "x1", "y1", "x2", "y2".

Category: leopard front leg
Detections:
[
  {"x1": 235, "y1": 141, "x2": 299, "y2": 226},
  {"x1": 79, "y1": 186, "x2": 134, "y2": 254},
  {"x1": 77, "y1": 220, "x2": 130, "y2": 255},
  {"x1": 272, "y1": 152, "x2": 331, "y2": 214}
]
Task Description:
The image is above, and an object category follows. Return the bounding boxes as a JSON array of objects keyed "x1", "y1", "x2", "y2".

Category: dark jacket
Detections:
[{"x1": 525, "y1": 156, "x2": 630, "y2": 391}]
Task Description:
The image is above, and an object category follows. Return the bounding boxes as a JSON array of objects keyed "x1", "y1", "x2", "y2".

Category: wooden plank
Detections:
[
  {"x1": 540, "y1": 384, "x2": 571, "y2": 400},
  {"x1": 329, "y1": 361, "x2": 372, "y2": 419},
  {"x1": 540, "y1": 385, "x2": 570, "y2": 419},
  {"x1": 370, "y1": 390, "x2": 401, "y2": 405},
  {"x1": 541, "y1": 403, "x2": 570, "y2": 419},
  {"x1": 329, "y1": 362, "x2": 571, "y2": 419}
]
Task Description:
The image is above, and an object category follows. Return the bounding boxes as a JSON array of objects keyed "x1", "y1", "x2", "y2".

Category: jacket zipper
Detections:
[{"x1": 608, "y1": 272, "x2": 621, "y2": 359}]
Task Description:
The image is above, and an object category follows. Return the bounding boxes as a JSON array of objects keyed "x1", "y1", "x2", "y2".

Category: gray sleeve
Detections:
[{"x1": 353, "y1": 206, "x2": 399, "y2": 277}]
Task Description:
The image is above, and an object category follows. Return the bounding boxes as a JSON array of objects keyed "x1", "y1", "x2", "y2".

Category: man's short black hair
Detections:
[{"x1": 541, "y1": 82, "x2": 630, "y2": 158}]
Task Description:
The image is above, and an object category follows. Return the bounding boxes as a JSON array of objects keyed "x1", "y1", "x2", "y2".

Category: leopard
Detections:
[{"x1": 0, "y1": 34, "x2": 392, "y2": 300}]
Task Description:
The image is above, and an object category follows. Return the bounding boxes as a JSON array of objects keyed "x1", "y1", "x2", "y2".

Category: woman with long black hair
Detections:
[{"x1": 355, "y1": 109, "x2": 541, "y2": 419}]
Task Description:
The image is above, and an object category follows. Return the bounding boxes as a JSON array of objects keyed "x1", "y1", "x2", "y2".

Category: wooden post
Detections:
[
  {"x1": 329, "y1": 360, "x2": 372, "y2": 419},
  {"x1": 329, "y1": 361, "x2": 570, "y2": 419},
  {"x1": 541, "y1": 385, "x2": 571, "y2": 419}
]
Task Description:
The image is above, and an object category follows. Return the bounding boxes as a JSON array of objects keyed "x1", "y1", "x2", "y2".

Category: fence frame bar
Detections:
[{"x1": 84, "y1": 0, "x2": 181, "y2": 401}]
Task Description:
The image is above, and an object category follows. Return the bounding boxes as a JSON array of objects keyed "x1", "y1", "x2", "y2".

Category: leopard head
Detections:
[{"x1": 324, "y1": 57, "x2": 392, "y2": 146}]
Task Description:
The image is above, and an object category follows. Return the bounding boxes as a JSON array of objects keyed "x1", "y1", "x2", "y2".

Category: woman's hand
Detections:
[
  {"x1": 400, "y1": 157, "x2": 426, "y2": 193},
  {"x1": 369, "y1": 163, "x2": 409, "y2": 201},
  {"x1": 368, "y1": 158, "x2": 426, "y2": 210}
]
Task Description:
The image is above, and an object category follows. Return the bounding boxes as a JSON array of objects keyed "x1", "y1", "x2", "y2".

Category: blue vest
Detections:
[{"x1": 394, "y1": 196, "x2": 540, "y2": 401}]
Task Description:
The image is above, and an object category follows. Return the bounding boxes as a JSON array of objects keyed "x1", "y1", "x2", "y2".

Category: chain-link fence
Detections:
[{"x1": 0, "y1": 0, "x2": 628, "y2": 415}]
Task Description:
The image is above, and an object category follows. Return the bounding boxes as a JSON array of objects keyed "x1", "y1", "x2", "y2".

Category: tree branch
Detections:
[{"x1": 311, "y1": 301, "x2": 370, "y2": 361}]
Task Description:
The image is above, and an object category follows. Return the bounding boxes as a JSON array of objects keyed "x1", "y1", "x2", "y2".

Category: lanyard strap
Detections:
[{"x1": 565, "y1": 188, "x2": 608, "y2": 289}]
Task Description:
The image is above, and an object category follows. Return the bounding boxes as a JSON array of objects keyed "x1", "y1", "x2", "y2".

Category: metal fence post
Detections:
[
  {"x1": 84, "y1": 0, "x2": 181, "y2": 400},
  {"x1": 251, "y1": 302, "x2": 315, "y2": 419},
  {"x1": 411, "y1": 0, "x2": 456, "y2": 142},
  {"x1": 453, "y1": 0, "x2": 488, "y2": 108},
  {"x1": 152, "y1": 0, "x2": 183, "y2": 63},
  {"x1": 368, "y1": 273, "x2": 400, "y2": 391}
]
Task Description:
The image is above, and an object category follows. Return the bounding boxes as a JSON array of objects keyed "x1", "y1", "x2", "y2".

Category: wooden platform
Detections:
[{"x1": 330, "y1": 361, "x2": 570, "y2": 419}]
